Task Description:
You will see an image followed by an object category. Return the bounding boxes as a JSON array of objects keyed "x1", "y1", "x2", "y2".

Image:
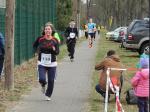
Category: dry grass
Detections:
[{"x1": 0, "y1": 58, "x2": 38, "y2": 112}]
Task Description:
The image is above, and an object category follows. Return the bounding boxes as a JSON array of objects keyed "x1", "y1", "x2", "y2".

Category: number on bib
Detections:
[{"x1": 41, "y1": 53, "x2": 51, "y2": 66}]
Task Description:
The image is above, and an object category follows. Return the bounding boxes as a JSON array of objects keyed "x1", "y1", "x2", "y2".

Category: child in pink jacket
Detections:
[{"x1": 131, "y1": 58, "x2": 149, "y2": 112}]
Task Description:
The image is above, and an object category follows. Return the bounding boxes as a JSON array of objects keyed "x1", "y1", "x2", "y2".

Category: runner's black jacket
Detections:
[
  {"x1": 64, "y1": 27, "x2": 78, "y2": 44},
  {"x1": 33, "y1": 36, "x2": 59, "y2": 62}
]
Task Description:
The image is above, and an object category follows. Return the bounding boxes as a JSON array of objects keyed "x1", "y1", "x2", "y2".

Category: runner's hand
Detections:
[{"x1": 52, "y1": 46, "x2": 55, "y2": 51}]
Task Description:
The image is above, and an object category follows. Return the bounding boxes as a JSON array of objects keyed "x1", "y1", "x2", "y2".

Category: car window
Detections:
[
  {"x1": 134, "y1": 28, "x2": 144, "y2": 32},
  {"x1": 132, "y1": 27, "x2": 149, "y2": 36},
  {"x1": 128, "y1": 21, "x2": 135, "y2": 31},
  {"x1": 132, "y1": 23, "x2": 149, "y2": 32},
  {"x1": 132, "y1": 22, "x2": 142, "y2": 29},
  {"x1": 128, "y1": 20, "x2": 149, "y2": 32},
  {"x1": 114, "y1": 27, "x2": 121, "y2": 31},
  {"x1": 129, "y1": 20, "x2": 149, "y2": 32}
]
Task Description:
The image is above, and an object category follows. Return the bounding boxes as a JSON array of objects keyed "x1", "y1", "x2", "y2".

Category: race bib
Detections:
[
  {"x1": 88, "y1": 29, "x2": 93, "y2": 33},
  {"x1": 69, "y1": 33, "x2": 75, "y2": 38},
  {"x1": 41, "y1": 53, "x2": 51, "y2": 66}
]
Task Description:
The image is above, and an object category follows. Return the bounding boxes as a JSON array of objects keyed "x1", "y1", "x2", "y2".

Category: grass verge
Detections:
[{"x1": 89, "y1": 31, "x2": 139, "y2": 112}]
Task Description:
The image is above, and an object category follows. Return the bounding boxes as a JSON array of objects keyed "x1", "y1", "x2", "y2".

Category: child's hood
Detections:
[{"x1": 140, "y1": 69, "x2": 149, "y2": 79}]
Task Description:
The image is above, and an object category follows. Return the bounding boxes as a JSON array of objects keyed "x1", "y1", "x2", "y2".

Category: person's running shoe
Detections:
[
  {"x1": 45, "y1": 96, "x2": 51, "y2": 101},
  {"x1": 88, "y1": 44, "x2": 92, "y2": 48},
  {"x1": 70, "y1": 58, "x2": 74, "y2": 62}
]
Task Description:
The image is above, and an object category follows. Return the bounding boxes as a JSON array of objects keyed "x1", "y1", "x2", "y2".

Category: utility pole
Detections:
[
  {"x1": 77, "y1": 0, "x2": 80, "y2": 37},
  {"x1": 86, "y1": 0, "x2": 89, "y2": 20},
  {"x1": 5, "y1": 0, "x2": 15, "y2": 90},
  {"x1": 87, "y1": 0, "x2": 92, "y2": 21}
]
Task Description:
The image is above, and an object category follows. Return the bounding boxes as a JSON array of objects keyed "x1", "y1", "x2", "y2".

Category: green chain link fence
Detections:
[{"x1": 0, "y1": 0, "x2": 56, "y2": 65}]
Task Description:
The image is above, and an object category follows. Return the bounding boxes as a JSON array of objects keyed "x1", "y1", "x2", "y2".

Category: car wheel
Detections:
[{"x1": 139, "y1": 43, "x2": 149, "y2": 55}]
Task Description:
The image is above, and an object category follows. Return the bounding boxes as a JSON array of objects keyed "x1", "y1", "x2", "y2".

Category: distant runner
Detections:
[
  {"x1": 97, "y1": 25, "x2": 101, "y2": 35},
  {"x1": 84, "y1": 24, "x2": 88, "y2": 39},
  {"x1": 65, "y1": 20, "x2": 78, "y2": 62},
  {"x1": 87, "y1": 18, "x2": 96, "y2": 48}
]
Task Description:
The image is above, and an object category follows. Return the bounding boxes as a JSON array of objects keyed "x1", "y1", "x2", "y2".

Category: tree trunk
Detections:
[{"x1": 5, "y1": 0, "x2": 15, "y2": 90}]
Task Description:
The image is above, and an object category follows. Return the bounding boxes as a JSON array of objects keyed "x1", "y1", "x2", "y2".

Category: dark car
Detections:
[{"x1": 124, "y1": 19, "x2": 149, "y2": 54}]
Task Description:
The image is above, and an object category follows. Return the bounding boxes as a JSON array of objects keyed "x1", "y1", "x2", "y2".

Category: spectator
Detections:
[
  {"x1": 0, "y1": 32, "x2": 5, "y2": 79},
  {"x1": 131, "y1": 58, "x2": 149, "y2": 112},
  {"x1": 95, "y1": 50, "x2": 124, "y2": 102},
  {"x1": 137, "y1": 49, "x2": 149, "y2": 69}
]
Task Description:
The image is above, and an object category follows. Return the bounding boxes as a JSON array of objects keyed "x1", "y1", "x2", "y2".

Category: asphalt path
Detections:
[{"x1": 8, "y1": 36, "x2": 100, "y2": 112}]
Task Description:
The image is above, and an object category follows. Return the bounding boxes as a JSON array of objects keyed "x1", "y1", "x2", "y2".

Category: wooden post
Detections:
[
  {"x1": 87, "y1": 0, "x2": 92, "y2": 21},
  {"x1": 86, "y1": 0, "x2": 88, "y2": 20},
  {"x1": 5, "y1": 0, "x2": 15, "y2": 90},
  {"x1": 77, "y1": 0, "x2": 80, "y2": 36}
]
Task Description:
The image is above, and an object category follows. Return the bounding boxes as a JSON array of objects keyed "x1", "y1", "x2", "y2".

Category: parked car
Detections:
[
  {"x1": 106, "y1": 27, "x2": 124, "y2": 40},
  {"x1": 106, "y1": 31, "x2": 114, "y2": 40},
  {"x1": 124, "y1": 18, "x2": 149, "y2": 54}
]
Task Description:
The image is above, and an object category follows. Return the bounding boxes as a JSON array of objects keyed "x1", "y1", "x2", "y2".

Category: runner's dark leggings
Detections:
[
  {"x1": 67, "y1": 42, "x2": 76, "y2": 59},
  {"x1": 85, "y1": 32, "x2": 88, "y2": 39},
  {"x1": 94, "y1": 32, "x2": 96, "y2": 39},
  {"x1": 88, "y1": 33, "x2": 94, "y2": 45},
  {"x1": 38, "y1": 65, "x2": 56, "y2": 97}
]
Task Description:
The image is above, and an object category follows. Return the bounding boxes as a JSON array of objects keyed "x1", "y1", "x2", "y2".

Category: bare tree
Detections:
[{"x1": 92, "y1": 0, "x2": 149, "y2": 29}]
